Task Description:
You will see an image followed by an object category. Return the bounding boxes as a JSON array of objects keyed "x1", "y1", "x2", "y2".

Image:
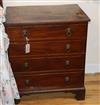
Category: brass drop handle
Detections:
[
  {"x1": 67, "y1": 27, "x2": 72, "y2": 37},
  {"x1": 65, "y1": 43, "x2": 71, "y2": 50},
  {"x1": 22, "y1": 29, "x2": 29, "y2": 42},
  {"x1": 25, "y1": 79, "x2": 30, "y2": 85},
  {"x1": 24, "y1": 62, "x2": 29, "y2": 69},
  {"x1": 65, "y1": 76, "x2": 70, "y2": 82},
  {"x1": 65, "y1": 60, "x2": 70, "y2": 66},
  {"x1": 23, "y1": 29, "x2": 28, "y2": 37}
]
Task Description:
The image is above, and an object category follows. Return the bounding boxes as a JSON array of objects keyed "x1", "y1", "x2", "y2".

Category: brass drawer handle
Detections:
[
  {"x1": 65, "y1": 76, "x2": 70, "y2": 82},
  {"x1": 25, "y1": 79, "x2": 30, "y2": 85},
  {"x1": 65, "y1": 43, "x2": 71, "y2": 50},
  {"x1": 67, "y1": 27, "x2": 72, "y2": 37},
  {"x1": 22, "y1": 29, "x2": 28, "y2": 37},
  {"x1": 24, "y1": 62, "x2": 29, "y2": 69},
  {"x1": 65, "y1": 60, "x2": 70, "y2": 66}
]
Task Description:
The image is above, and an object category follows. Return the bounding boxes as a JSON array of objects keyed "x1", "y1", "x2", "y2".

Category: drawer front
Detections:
[
  {"x1": 9, "y1": 55, "x2": 85, "y2": 73},
  {"x1": 8, "y1": 40, "x2": 86, "y2": 56},
  {"x1": 15, "y1": 72, "x2": 84, "y2": 91},
  {"x1": 6, "y1": 23, "x2": 87, "y2": 41}
]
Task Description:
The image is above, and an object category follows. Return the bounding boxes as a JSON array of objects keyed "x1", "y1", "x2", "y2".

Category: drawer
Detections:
[
  {"x1": 8, "y1": 40, "x2": 86, "y2": 56},
  {"x1": 9, "y1": 55, "x2": 85, "y2": 73},
  {"x1": 6, "y1": 23, "x2": 87, "y2": 41},
  {"x1": 15, "y1": 71, "x2": 84, "y2": 91}
]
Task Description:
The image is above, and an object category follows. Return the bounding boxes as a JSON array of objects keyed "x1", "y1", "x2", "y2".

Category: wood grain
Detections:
[
  {"x1": 5, "y1": 5, "x2": 90, "y2": 25},
  {"x1": 8, "y1": 40, "x2": 86, "y2": 56},
  {"x1": 18, "y1": 73, "x2": 100, "y2": 105},
  {"x1": 6, "y1": 5, "x2": 90, "y2": 100},
  {"x1": 9, "y1": 55, "x2": 85, "y2": 73},
  {"x1": 6, "y1": 23, "x2": 87, "y2": 41}
]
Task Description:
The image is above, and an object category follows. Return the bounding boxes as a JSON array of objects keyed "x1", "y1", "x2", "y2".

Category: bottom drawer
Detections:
[{"x1": 15, "y1": 71, "x2": 84, "y2": 92}]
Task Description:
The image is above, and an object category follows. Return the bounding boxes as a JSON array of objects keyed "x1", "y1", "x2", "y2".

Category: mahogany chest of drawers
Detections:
[{"x1": 5, "y1": 4, "x2": 90, "y2": 101}]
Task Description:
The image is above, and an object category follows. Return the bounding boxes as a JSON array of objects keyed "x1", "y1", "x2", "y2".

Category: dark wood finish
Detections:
[
  {"x1": 5, "y1": 5, "x2": 90, "y2": 25},
  {"x1": 75, "y1": 88, "x2": 85, "y2": 100},
  {"x1": 9, "y1": 55, "x2": 85, "y2": 73},
  {"x1": 5, "y1": 4, "x2": 90, "y2": 102},
  {"x1": 14, "y1": 99, "x2": 21, "y2": 105},
  {"x1": 0, "y1": 0, "x2": 2, "y2": 6},
  {"x1": 6, "y1": 23, "x2": 87, "y2": 41},
  {"x1": 8, "y1": 40, "x2": 86, "y2": 56},
  {"x1": 15, "y1": 71, "x2": 84, "y2": 93}
]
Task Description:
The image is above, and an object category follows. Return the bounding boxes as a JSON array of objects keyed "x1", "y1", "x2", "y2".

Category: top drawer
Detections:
[{"x1": 6, "y1": 23, "x2": 87, "y2": 41}]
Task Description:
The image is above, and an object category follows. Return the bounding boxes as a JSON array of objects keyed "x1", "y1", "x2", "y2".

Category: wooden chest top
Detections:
[{"x1": 5, "y1": 4, "x2": 90, "y2": 25}]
